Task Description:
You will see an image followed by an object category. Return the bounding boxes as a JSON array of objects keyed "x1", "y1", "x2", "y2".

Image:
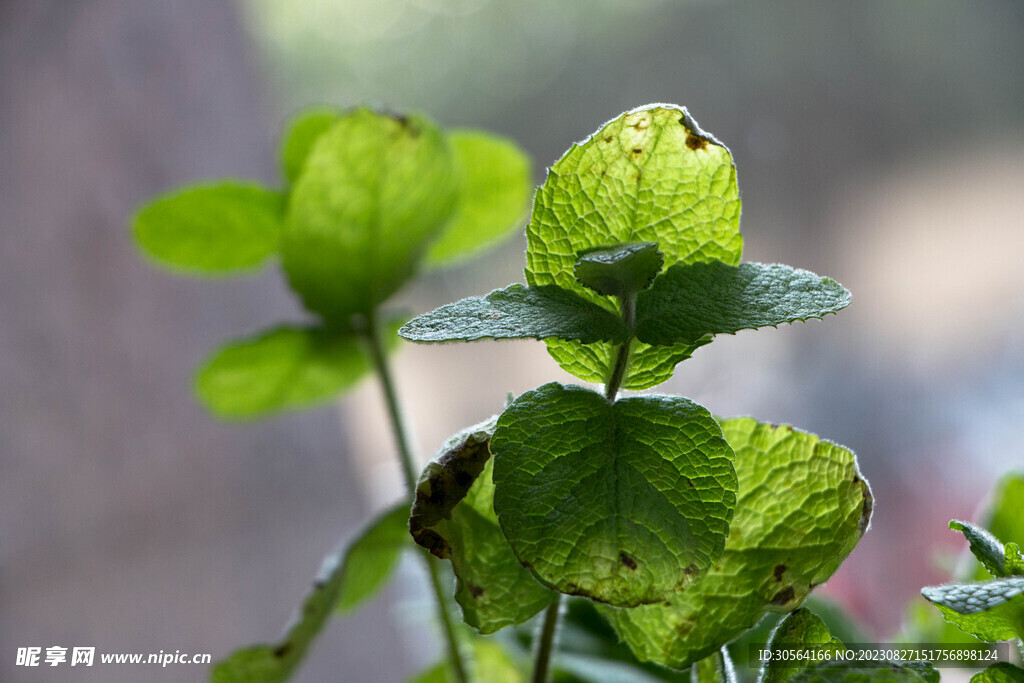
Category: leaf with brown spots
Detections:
[{"x1": 599, "y1": 419, "x2": 872, "y2": 670}]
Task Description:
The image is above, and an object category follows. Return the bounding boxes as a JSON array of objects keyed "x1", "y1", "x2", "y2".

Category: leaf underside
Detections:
[
  {"x1": 491, "y1": 383, "x2": 738, "y2": 607},
  {"x1": 398, "y1": 284, "x2": 628, "y2": 344},
  {"x1": 921, "y1": 577, "x2": 1024, "y2": 641},
  {"x1": 599, "y1": 418, "x2": 872, "y2": 669},
  {"x1": 525, "y1": 104, "x2": 743, "y2": 389},
  {"x1": 634, "y1": 262, "x2": 851, "y2": 347},
  {"x1": 950, "y1": 519, "x2": 1011, "y2": 578},
  {"x1": 971, "y1": 663, "x2": 1024, "y2": 682}
]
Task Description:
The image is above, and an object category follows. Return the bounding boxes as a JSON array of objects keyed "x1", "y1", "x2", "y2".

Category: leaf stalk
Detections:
[{"x1": 532, "y1": 595, "x2": 564, "y2": 683}]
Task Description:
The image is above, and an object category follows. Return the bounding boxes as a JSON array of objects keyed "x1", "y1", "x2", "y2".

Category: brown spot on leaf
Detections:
[
  {"x1": 773, "y1": 564, "x2": 787, "y2": 581},
  {"x1": 604, "y1": 136, "x2": 613, "y2": 143},
  {"x1": 684, "y1": 563, "x2": 699, "y2": 576},
  {"x1": 273, "y1": 642, "x2": 293, "y2": 658},
  {"x1": 619, "y1": 551, "x2": 638, "y2": 570},
  {"x1": 770, "y1": 587, "x2": 796, "y2": 605},
  {"x1": 631, "y1": 148, "x2": 643, "y2": 157},
  {"x1": 685, "y1": 478, "x2": 695, "y2": 488},
  {"x1": 852, "y1": 474, "x2": 860, "y2": 484},
  {"x1": 468, "y1": 583, "x2": 484, "y2": 598},
  {"x1": 685, "y1": 133, "x2": 708, "y2": 151}
]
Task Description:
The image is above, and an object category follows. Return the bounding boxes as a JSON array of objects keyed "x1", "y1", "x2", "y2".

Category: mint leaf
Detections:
[
  {"x1": 950, "y1": 520, "x2": 1010, "y2": 578},
  {"x1": 132, "y1": 182, "x2": 284, "y2": 275},
  {"x1": 691, "y1": 648, "x2": 737, "y2": 683},
  {"x1": 986, "y1": 474, "x2": 1024, "y2": 560},
  {"x1": 574, "y1": 243, "x2": 664, "y2": 298},
  {"x1": 600, "y1": 419, "x2": 872, "y2": 669},
  {"x1": 282, "y1": 108, "x2": 459, "y2": 322},
  {"x1": 195, "y1": 326, "x2": 370, "y2": 419},
  {"x1": 972, "y1": 663, "x2": 1024, "y2": 682},
  {"x1": 280, "y1": 106, "x2": 341, "y2": 184},
  {"x1": 212, "y1": 504, "x2": 408, "y2": 682},
  {"x1": 410, "y1": 417, "x2": 554, "y2": 633},
  {"x1": 760, "y1": 609, "x2": 844, "y2": 683},
  {"x1": 525, "y1": 105, "x2": 742, "y2": 389},
  {"x1": 336, "y1": 503, "x2": 409, "y2": 613},
  {"x1": 634, "y1": 263, "x2": 850, "y2": 347},
  {"x1": 1004, "y1": 543, "x2": 1024, "y2": 576},
  {"x1": 398, "y1": 285, "x2": 627, "y2": 344},
  {"x1": 425, "y1": 130, "x2": 531, "y2": 267},
  {"x1": 921, "y1": 577, "x2": 1024, "y2": 641},
  {"x1": 491, "y1": 383, "x2": 737, "y2": 607},
  {"x1": 787, "y1": 660, "x2": 938, "y2": 682}
]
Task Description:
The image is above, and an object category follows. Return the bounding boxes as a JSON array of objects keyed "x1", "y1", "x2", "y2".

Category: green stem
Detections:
[
  {"x1": 605, "y1": 294, "x2": 636, "y2": 402},
  {"x1": 532, "y1": 595, "x2": 563, "y2": 683},
  {"x1": 365, "y1": 314, "x2": 470, "y2": 683}
]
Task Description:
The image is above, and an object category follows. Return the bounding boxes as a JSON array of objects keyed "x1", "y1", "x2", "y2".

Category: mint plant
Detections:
[
  {"x1": 918, "y1": 473, "x2": 1024, "y2": 682},
  {"x1": 132, "y1": 106, "x2": 532, "y2": 682},
  {"x1": 400, "y1": 104, "x2": 874, "y2": 681}
]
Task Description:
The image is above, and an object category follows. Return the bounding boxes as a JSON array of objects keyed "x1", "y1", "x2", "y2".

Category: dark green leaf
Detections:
[
  {"x1": 950, "y1": 520, "x2": 1010, "y2": 578},
  {"x1": 491, "y1": 383, "x2": 737, "y2": 607},
  {"x1": 132, "y1": 182, "x2": 284, "y2": 274},
  {"x1": 600, "y1": 419, "x2": 872, "y2": 669},
  {"x1": 398, "y1": 285, "x2": 628, "y2": 344},
  {"x1": 212, "y1": 504, "x2": 408, "y2": 682},
  {"x1": 634, "y1": 262, "x2": 850, "y2": 347},
  {"x1": 787, "y1": 660, "x2": 938, "y2": 682},
  {"x1": 574, "y1": 243, "x2": 664, "y2": 298},
  {"x1": 280, "y1": 106, "x2": 341, "y2": 184},
  {"x1": 425, "y1": 130, "x2": 532, "y2": 267},
  {"x1": 282, "y1": 108, "x2": 459, "y2": 321},
  {"x1": 972, "y1": 663, "x2": 1024, "y2": 682},
  {"x1": 525, "y1": 105, "x2": 742, "y2": 389},
  {"x1": 920, "y1": 577, "x2": 1024, "y2": 641}
]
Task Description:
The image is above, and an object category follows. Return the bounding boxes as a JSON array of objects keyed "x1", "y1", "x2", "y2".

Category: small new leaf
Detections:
[
  {"x1": 425, "y1": 130, "x2": 532, "y2": 267},
  {"x1": 574, "y1": 242, "x2": 664, "y2": 298},
  {"x1": 950, "y1": 520, "x2": 1009, "y2": 578},
  {"x1": 760, "y1": 609, "x2": 844, "y2": 683},
  {"x1": 600, "y1": 419, "x2": 872, "y2": 669},
  {"x1": 211, "y1": 503, "x2": 408, "y2": 683},
  {"x1": 491, "y1": 383, "x2": 737, "y2": 607},
  {"x1": 921, "y1": 577, "x2": 1024, "y2": 642},
  {"x1": 132, "y1": 182, "x2": 284, "y2": 275},
  {"x1": 1004, "y1": 543, "x2": 1024, "y2": 576},
  {"x1": 634, "y1": 262, "x2": 850, "y2": 347},
  {"x1": 410, "y1": 416, "x2": 554, "y2": 633},
  {"x1": 399, "y1": 285, "x2": 628, "y2": 344}
]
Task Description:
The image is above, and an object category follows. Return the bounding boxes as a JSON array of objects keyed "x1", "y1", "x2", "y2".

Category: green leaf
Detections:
[
  {"x1": 411, "y1": 638, "x2": 525, "y2": 683},
  {"x1": 1004, "y1": 543, "x2": 1024, "y2": 576},
  {"x1": 972, "y1": 663, "x2": 1024, "y2": 683},
  {"x1": 336, "y1": 503, "x2": 409, "y2": 613},
  {"x1": 786, "y1": 660, "x2": 938, "y2": 682},
  {"x1": 425, "y1": 130, "x2": 532, "y2": 267},
  {"x1": 196, "y1": 326, "x2": 370, "y2": 419},
  {"x1": 600, "y1": 418, "x2": 872, "y2": 669},
  {"x1": 398, "y1": 285, "x2": 628, "y2": 345},
  {"x1": 920, "y1": 577, "x2": 1024, "y2": 641},
  {"x1": 411, "y1": 416, "x2": 557, "y2": 633},
  {"x1": 132, "y1": 182, "x2": 284, "y2": 275},
  {"x1": 760, "y1": 609, "x2": 844, "y2": 683},
  {"x1": 574, "y1": 243, "x2": 664, "y2": 299},
  {"x1": 212, "y1": 504, "x2": 408, "y2": 682},
  {"x1": 280, "y1": 106, "x2": 341, "y2": 184},
  {"x1": 691, "y1": 648, "x2": 737, "y2": 683},
  {"x1": 525, "y1": 105, "x2": 742, "y2": 389},
  {"x1": 950, "y1": 520, "x2": 1010, "y2": 578},
  {"x1": 282, "y1": 108, "x2": 459, "y2": 322},
  {"x1": 491, "y1": 383, "x2": 738, "y2": 607},
  {"x1": 634, "y1": 263, "x2": 851, "y2": 347},
  {"x1": 986, "y1": 473, "x2": 1024, "y2": 557}
]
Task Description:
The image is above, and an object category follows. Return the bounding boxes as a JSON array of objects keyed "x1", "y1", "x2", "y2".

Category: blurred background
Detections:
[{"x1": 2, "y1": 1, "x2": 1023, "y2": 680}]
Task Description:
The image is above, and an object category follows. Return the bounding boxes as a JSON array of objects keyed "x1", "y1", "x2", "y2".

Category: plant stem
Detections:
[
  {"x1": 605, "y1": 294, "x2": 636, "y2": 402},
  {"x1": 365, "y1": 314, "x2": 470, "y2": 683},
  {"x1": 532, "y1": 595, "x2": 563, "y2": 683}
]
